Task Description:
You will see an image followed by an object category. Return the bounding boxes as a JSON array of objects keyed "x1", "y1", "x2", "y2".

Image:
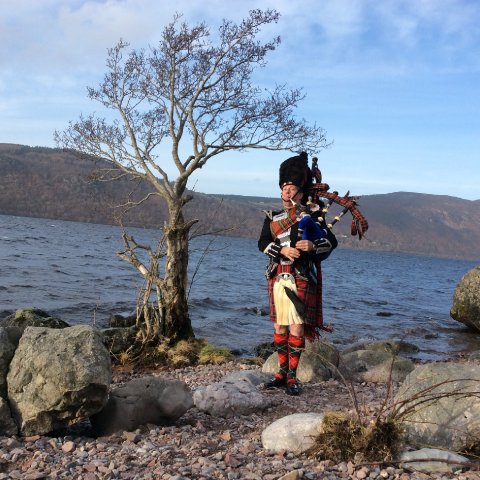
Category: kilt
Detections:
[{"x1": 267, "y1": 261, "x2": 324, "y2": 341}]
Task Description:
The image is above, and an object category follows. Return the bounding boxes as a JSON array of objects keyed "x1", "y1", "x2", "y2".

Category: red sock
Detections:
[
  {"x1": 273, "y1": 332, "x2": 289, "y2": 379},
  {"x1": 287, "y1": 335, "x2": 305, "y2": 384}
]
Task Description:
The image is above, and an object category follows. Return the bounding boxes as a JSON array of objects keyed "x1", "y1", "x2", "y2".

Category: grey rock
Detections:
[
  {"x1": 193, "y1": 379, "x2": 272, "y2": 417},
  {"x1": 0, "y1": 308, "x2": 70, "y2": 331},
  {"x1": 340, "y1": 349, "x2": 415, "y2": 383},
  {"x1": 396, "y1": 362, "x2": 480, "y2": 451},
  {"x1": 450, "y1": 266, "x2": 480, "y2": 332},
  {"x1": 262, "y1": 340, "x2": 339, "y2": 382},
  {"x1": 108, "y1": 313, "x2": 136, "y2": 328},
  {"x1": 7, "y1": 325, "x2": 111, "y2": 436},
  {"x1": 221, "y1": 370, "x2": 272, "y2": 386},
  {"x1": 254, "y1": 342, "x2": 275, "y2": 360},
  {"x1": 0, "y1": 327, "x2": 22, "y2": 398},
  {"x1": 262, "y1": 413, "x2": 324, "y2": 454},
  {"x1": 100, "y1": 326, "x2": 137, "y2": 355},
  {"x1": 342, "y1": 339, "x2": 419, "y2": 355},
  {"x1": 398, "y1": 448, "x2": 469, "y2": 473},
  {"x1": 91, "y1": 375, "x2": 193, "y2": 436},
  {"x1": 0, "y1": 396, "x2": 17, "y2": 435}
]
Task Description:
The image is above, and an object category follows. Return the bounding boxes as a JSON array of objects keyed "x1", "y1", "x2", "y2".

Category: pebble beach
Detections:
[{"x1": 1, "y1": 360, "x2": 479, "y2": 480}]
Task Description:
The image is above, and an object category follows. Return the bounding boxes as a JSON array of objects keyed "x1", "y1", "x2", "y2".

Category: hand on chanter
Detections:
[
  {"x1": 280, "y1": 246, "x2": 300, "y2": 261},
  {"x1": 295, "y1": 240, "x2": 313, "y2": 252}
]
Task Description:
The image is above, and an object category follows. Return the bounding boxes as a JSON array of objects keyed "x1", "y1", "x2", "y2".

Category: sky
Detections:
[{"x1": 1, "y1": 0, "x2": 479, "y2": 200}]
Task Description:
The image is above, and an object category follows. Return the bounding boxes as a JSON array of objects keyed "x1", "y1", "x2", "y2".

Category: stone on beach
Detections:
[
  {"x1": 193, "y1": 377, "x2": 273, "y2": 417},
  {"x1": 7, "y1": 325, "x2": 111, "y2": 436},
  {"x1": 396, "y1": 362, "x2": 480, "y2": 451},
  {"x1": 221, "y1": 369, "x2": 272, "y2": 386},
  {"x1": 90, "y1": 375, "x2": 194, "y2": 436},
  {"x1": 341, "y1": 339, "x2": 420, "y2": 355},
  {"x1": 398, "y1": 448, "x2": 470, "y2": 474},
  {"x1": 261, "y1": 412, "x2": 324, "y2": 454},
  {"x1": 0, "y1": 308, "x2": 70, "y2": 331},
  {"x1": 340, "y1": 349, "x2": 415, "y2": 383}
]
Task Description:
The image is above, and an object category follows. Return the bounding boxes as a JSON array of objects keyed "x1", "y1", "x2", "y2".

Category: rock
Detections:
[
  {"x1": 91, "y1": 376, "x2": 193, "y2": 436},
  {"x1": 262, "y1": 413, "x2": 324, "y2": 454},
  {"x1": 108, "y1": 313, "x2": 136, "y2": 328},
  {"x1": 221, "y1": 370, "x2": 272, "y2": 386},
  {"x1": 398, "y1": 448, "x2": 470, "y2": 473},
  {"x1": 262, "y1": 340, "x2": 339, "y2": 382},
  {"x1": 396, "y1": 362, "x2": 480, "y2": 451},
  {"x1": 0, "y1": 327, "x2": 22, "y2": 398},
  {"x1": 278, "y1": 471, "x2": 301, "y2": 480},
  {"x1": 61, "y1": 441, "x2": 76, "y2": 453},
  {"x1": 220, "y1": 430, "x2": 232, "y2": 442},
  {"x1": 340, "y1": 349, "x2": 415, "y2": 383},
  {"x1": 450, "y1": 266, "x2": 480, "y2": 332},
  {"x1": 193, "y1": 378, "x2": 272, "y2": 417},
  {"x1": 7, "y1": 325, "x2": 111, "y2": 436},
  {"x1": 0, "y1": 396, "x2": 17, "y2": 435},
  {"x1": 342, "y1": 339, "x2": 419, "y2": 355},
  {"x1": 100, "y1": 326, "x2": 137, "y2": 355},
  {"x1": 254, "y1": 342, "x2": 275, "y2": 360},
  {"x1": 0, "y1": 308, "x2": 70, "y2": 331}
]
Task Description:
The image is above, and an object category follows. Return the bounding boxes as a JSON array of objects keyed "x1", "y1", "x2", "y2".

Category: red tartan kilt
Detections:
[{"x1": 267, "y1": 262, "x2": 323, "y2": 340}]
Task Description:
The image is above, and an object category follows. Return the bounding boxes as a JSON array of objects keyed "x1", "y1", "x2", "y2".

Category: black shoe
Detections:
[
  {"x1": 264, "y1": 376, "x2": 287, "y2": 389},
  {"x1": 286, "y1": 382, "x2": 301, "y2": 396}
]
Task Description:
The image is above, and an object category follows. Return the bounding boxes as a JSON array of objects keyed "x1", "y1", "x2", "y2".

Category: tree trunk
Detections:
[{"x1": 162, "y1": 213, "x2": 195, "y2": 342}]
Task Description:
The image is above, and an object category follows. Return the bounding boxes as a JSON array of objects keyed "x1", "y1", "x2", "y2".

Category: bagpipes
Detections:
[{"x1": 300, "y1": 157, "x2": 368, "y2": 240}]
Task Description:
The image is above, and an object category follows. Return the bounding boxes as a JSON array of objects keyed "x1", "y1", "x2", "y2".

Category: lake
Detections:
[{"x1": 1, "y1": 214, "x2": 478, "y2": 361}]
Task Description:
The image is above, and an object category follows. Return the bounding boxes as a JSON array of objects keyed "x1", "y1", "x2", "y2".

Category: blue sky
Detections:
[{"x1": 1, "y1": 0, "x2": 479, "y2": 200}]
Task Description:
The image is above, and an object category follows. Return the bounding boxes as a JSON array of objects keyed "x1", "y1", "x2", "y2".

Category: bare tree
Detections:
[{"x1": 55, "y1": 9, "x2": 329, "y2": 353}]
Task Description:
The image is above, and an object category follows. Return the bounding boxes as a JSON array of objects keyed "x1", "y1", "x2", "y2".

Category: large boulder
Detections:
[
  {"x1": 340, "y1": 350, "x2": 415, "y2": 383},
  {"x1": 193, "y1": 378, "x2": 272, "y2": 418},
  {"x1": 262, "y1": 340, "x2": 339, "y2": 382},
  {"x1": 0, "y1": 327, "x2": 22, "y2": 398},
  {"x1": 7, "y1": 325, "x2": 111, "y2": 436},
  {"x1": 450, "y1": 266, "x2": 480, "y2": 332},
  {"x1": 262, "y1": 413, "x2": 324, "y2": 454},
  {"x1": 0, "y1": 308, "x2": 70, "y2": 331},
  {"x1": 91, "y1": 376, "x2": 193, "y2": 436},
  {"x1": 396, "y1": 362, "x2": 480, "y2": 451}
]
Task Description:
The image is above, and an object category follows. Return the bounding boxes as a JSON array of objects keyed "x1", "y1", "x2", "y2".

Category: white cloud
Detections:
[{"x1": 3, "y1": 1, "x2": 479, "y2": 80}]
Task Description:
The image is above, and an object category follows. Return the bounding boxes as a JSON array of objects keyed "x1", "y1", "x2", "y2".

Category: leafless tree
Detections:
[{"x1": 55, "y1": 9, "x2": 329, "y2": 352}]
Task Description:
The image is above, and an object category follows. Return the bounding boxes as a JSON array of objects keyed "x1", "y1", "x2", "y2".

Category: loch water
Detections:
[{"x1": 1, "y1": 214, "x2": 479, "y2": 361}]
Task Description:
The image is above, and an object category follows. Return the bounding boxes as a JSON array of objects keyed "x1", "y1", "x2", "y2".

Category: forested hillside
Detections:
[{"x1": 1, "y1": 144, "x2": 479, "y2": 260}]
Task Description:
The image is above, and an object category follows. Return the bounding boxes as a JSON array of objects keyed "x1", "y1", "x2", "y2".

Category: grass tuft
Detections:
[
  {"x1": 198, "y1": 344, "x2": 234, "y2": 365},
  {"x1": 308, "y1": 410, "x2": 402, "y2": 463},
  {"x1": 111, "y1": 336, "x2": 234, "y2": 368}
]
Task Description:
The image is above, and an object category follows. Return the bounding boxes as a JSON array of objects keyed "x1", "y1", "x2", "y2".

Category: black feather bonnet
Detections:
[{"x1": 279, "y1": 152, "x2": 312, "y2": 204}]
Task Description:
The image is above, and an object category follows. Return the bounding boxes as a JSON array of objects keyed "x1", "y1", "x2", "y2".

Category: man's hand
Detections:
[
  {"x1": 280, "y1": 246, "x2": 301, "y2": 261},
  {"x1": 295, "y1": 240, "x2": 313, "y2": 252}
]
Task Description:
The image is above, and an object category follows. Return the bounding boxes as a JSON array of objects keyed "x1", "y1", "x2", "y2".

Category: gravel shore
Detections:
[{"x1": 1, "y1": 360, "x2": 478, "y2": 480}]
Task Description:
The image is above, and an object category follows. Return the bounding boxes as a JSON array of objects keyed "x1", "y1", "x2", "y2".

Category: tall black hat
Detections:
[{"x1": 279, "y1": 151, "x2": 312, "y2": 204}]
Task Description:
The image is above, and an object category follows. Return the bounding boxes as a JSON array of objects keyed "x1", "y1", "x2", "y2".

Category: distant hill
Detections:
[{"x1": 1, "y1": 144, "x2": 479, "y2": 260}]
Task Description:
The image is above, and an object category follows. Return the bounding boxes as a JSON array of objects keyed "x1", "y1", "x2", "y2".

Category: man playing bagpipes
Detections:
[{"x1": 258, "y1": 152, "x2": 368, "y2": 396}]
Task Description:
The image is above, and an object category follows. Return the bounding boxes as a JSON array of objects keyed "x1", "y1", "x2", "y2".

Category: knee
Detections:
[
  {"x1": 274, "y1": 324, "x2": 288, "y2": 335},
  {"x1": 289, "y1": 324, "x2": 305, "y2": 338}
]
